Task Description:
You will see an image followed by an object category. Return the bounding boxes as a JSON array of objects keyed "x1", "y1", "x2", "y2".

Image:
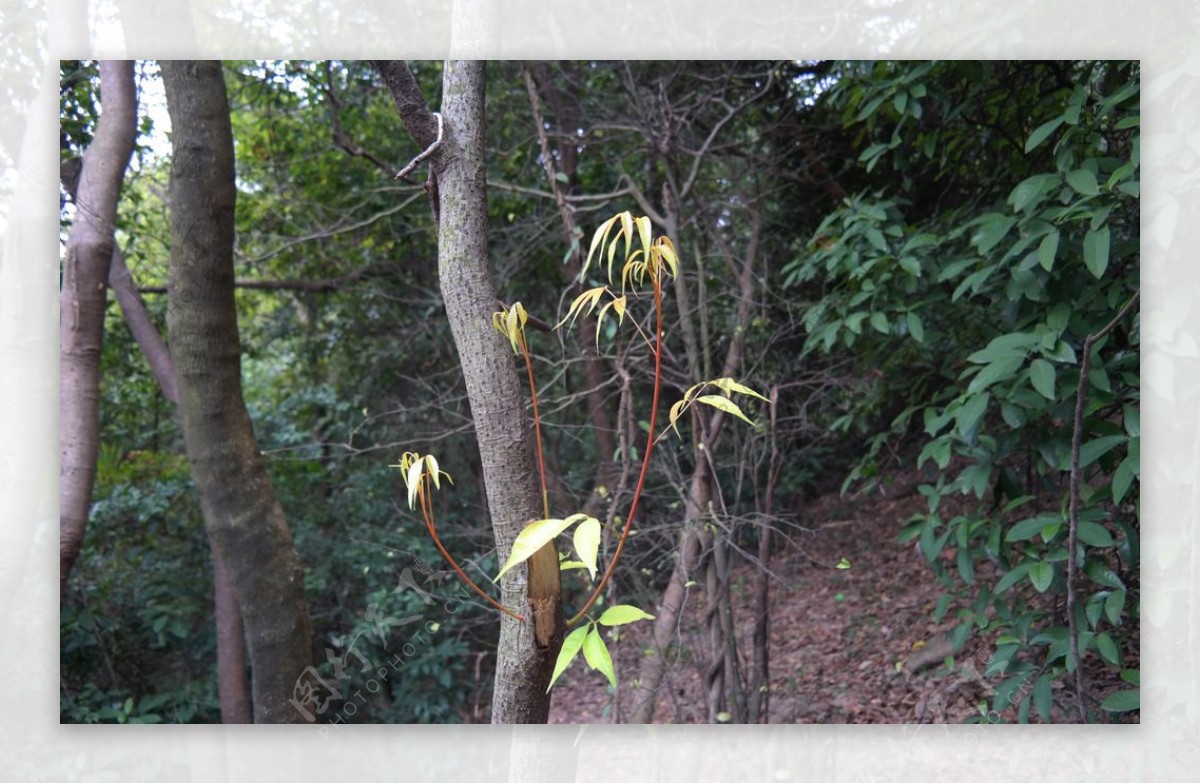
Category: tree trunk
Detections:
[
  {"x1": 373, "y1": 59, "x2": 563, "y2": 723},
  {"x1": 161, "y1": 59, "x2": 312, "y2": 724},
  {"x1": 630, "y1": 200, "x2": 764, "y2": 723},
  {"x1": 109, "y1": 247, "x2": 252, "y2": 724},
  {"x1": 60, "y1": 60, "x2": 137, "y2": 597},
  {"x1": 437, "y1": 61, "x2": 562, "y2": 724}
]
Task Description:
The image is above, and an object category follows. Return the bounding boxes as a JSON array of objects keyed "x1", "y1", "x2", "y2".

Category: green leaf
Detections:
[
  {"x1": 1066, "y1": 168, "x2": 1100, "y2": 196},
  {"x1": 994, "y1": 563, "x2": 1029, "y2": 594},
  {"x1": 1079, "y1": 435, "x2": 1127, "y2": 468},
  {"x1": 1105, "y1": 589, "x2": 1126, "y2": 625},
  {"x1": 1112, "y1": 455, "x2": 1137, "y2": 504},
  {"x1": 597, "y1": 605, "x2": 656, "y2": 626},
  {"x1": 1084, "y1": 559, "x2": 1125, "y2": 590},
  {"x1": 870, "y1": 312, "x2": 889, "y2": 334},
  {"x1": 1033, "y1": 673, "x2": 1054, "y2": 721},
  {"x1": 955, "y1": 393, "x2": 990, "y2": 438},
  {"x1": 967, "y1": 356, "x2": 1022, "y2": 395},
  {"x1": 1095, "y1": 632, "x2": 1121, "y2": 666},
  {"x1": 582, "y1": 626, "x2": 617, "y2": 688},
  {"x1": 1037, "y1": 230, "x2": 1060, "y2": 272},
  {"x1": 967, "y1": 332, "x2": 1039, "y2": 363},
  {"x1": 1008, "y1": 173, "x2": 1060, "y2": 213},
  {"x1": 1077, "y1": 520, "x2": 1115, "y2": 548},
  {"x1": 1101, "y1": 689, "x2": 1139, "y2": 713},
  {"x1": 906, "y1": 312, "x2": 925, "y2": 343},
  {"x1": 1025, "y1": 116, "x2": 1064, "y2": 152},
  {"x1": 1006, "y1": 515, "x2": 1057, "y2": 542},
  {"x1": 1029, "y1": 358, "x2": 1056, "y2": 400},
  {"x1": 1123, "y1": 406, "x2": 1140, "y2": 438},
  {"x1": 867, "y1": 228, "x2": 888, "y2": 252},
  {"x1": 695, "y1": 395, "x2": 756, "y2": 428},
  {"x1": 972, "y1": 214, "x2": 1017, "y2": 254},
  {"x1": 836, "y1": 557, "x2": 852, "y2": 570},
  {"x1": 496, "y1": 515, "x2": 589, "y2": 581},
  {"x1": 547, "y1": 625, "x2": 589, "y2": 692},
  {"x1": 1028, "y1": 561, "x2": 1054, "y2": 593},
  {"x1": 1083, "y1": 226, "x2": 1111, "y2": 278},
  {"x1": 573, "y1": 517, "x2": 601, "y2": 581}
]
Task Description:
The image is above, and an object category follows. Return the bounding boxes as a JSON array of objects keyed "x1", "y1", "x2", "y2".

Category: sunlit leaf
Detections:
[
  {"x1": 597, "y1": 605, "x2": 655, "y2": 626},
  {"x1": 708, "y1": 377, "x2": 769, "y2": 401},
  {"x1": 556, "y1": 287, "x2": 608, "y2": 331},
  {"x1": 582, "y1": 626, "x2": 617, "y2": 688},
  {"x1": 635, "y1": 215, "x2": 652, "y2": 261},
  {"x1": 547, "y1": 625, "x2": 589, "y2": 692},
  {"x1": 695, "y1": 395, "x2": 756, "y2": 428},
  {"x1": 573, "y1": 517, "x2": 601, "y2": 580},
  {"x1": 836, "y1": 557, "x2": 852, "y2": 569},
  {"x1": 495, "y1": 517, "x2": 579, "y2": 581},
  {"x1": 406, "y1": 459, "x2": 424, "y2": 510}
]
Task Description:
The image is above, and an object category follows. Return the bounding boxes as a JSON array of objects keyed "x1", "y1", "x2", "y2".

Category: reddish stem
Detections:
[
  {"x1": 517, "y1": 331, "x2": 550, "y2": 519},
  {"x1": 420, "y1": 478, "x2": 525, "y2": 621},
  {"x1": 568, "y1": 275, "x2": 664, "y2": 626}
]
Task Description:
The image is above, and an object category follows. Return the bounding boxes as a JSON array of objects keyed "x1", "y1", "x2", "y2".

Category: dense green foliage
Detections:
[
  {"x1": 61, "y1": 60, "x2": 1138, "y2": 723},
  {"x1": 783, "y1": 61, "x2": 1139, "y2": 720}
]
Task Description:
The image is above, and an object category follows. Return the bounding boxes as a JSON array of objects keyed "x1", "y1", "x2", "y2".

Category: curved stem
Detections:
[
  {"x1": 517, "y1": 331, "x2": 550, "y2": 519},
  {"x1": 420, "y1": 478, "x2": 525, "y2": 621},
  {"x1": 568, "y1": 274, "x2": 664, "y2": 627}
]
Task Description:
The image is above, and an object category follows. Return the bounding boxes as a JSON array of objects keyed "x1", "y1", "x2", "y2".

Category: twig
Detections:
[
  {"x1": 394, "y1": 112, "x2": 443, "y2": 180},
  {"x1": 1067, "y1": 289, "x2": 1139, "y2": 722}
]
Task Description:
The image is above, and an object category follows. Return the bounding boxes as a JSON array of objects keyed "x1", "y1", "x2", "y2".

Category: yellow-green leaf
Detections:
[
  {"x1": 582, "y1": 625, "x2": 617, "y2": 688},
  {"x1": 668, "y1": 398, "x2": 688, "y2": 438},
  {"x1": 573, "y1": 517, "x2": 601, "y2": 581},
  {"x1": 709, "y1": 377, "x2": 769, "y2": 402},
  {"x1": 597, "y1": 605, "x2": 655, "y2": 626},
  {"x1": 547, "y1": 625, "x2": 589, "y2": 692},
  {"x1": 405, "y1": 459, "x2": 424, "y2": 510},
  {"x1": 635, "y1": 215, "x2": 652, "y2": 259},
  {"x1": 495, "y1": 517, "x2": 578, "y2": 581},
  {"x1": 556, "y1": 287, "x2": 608, "y2": 331},
  {"x1": 657, "y1": 236, "x2": 679, "y2": 278},
  {"x1": 695, "y1": 394, "x2": 756, "y2": 428}
]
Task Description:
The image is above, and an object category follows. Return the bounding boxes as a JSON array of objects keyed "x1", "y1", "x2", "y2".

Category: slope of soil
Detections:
[{"x1": 548, "y1": 464, "x2": 1137, "y2": 724}]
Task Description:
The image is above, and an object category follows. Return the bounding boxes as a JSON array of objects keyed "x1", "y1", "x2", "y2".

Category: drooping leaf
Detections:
[
  {"x1": 1025, "y1": 116, "x2": 1064, "y2": 152},
  {"x1": 556, "y1": 287, "x2": 608, "y2": 332},
  {"x1": 1083, "y1": 226, "x2": 1111, "y2": 278},
  {"x1": 597, "y1": 605, "x2": 655, "y2": 626},
  {"x1": 573, "y1": 517, "x2": 601, "y2": 581},
  {"x1": 1037, "y1": 229, "x2": 1060, "y2": 272},
  {"x1": 547, "y1": 625, "x2": 589, "y2": 692},
  {"x1": 582, "y1": 626, "x2": 617, "y2": 688},
  {"x1": 495, "y1": 516, "x2": 582, "y2": 581},
  {"x1": 1029, "y1": 358, "x2": 1056, "y2": 400},
  {"x1": 708, "y1": 377, "x2": 770, "y2": 401},
  {"x1": 695, "y1": 395, "x2": 756, "y2": 428},
  {"x1": 906, "y1": 311, "x2": 925, "y2": 343}
]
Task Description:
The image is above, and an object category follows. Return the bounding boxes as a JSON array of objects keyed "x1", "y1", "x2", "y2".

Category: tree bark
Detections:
[
  {"x1": 109, "y1": 248, "x2": 252, "y2": 724},
  {"x1": 630, "y1": 200, "x2": 763, "y2": 724},
  {"x1": 373, "y1": 59, "x2": 563, "y2": 723},
  {"x1": 161, "y1": 59, "x2": 312, "y2": 724},
  {"x1": 60, "y1": 60, "x2": 137, "y2": 597}
]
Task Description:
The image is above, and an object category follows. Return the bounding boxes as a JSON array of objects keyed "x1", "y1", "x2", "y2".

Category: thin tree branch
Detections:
[{"x1": 1067, "y1": 288, "x2": 1139, "y2": 723}]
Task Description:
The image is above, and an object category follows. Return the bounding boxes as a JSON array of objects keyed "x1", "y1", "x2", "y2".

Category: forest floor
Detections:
[{"x1": 546, "y1": 461, "x2": 1138, "y2": 725}]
